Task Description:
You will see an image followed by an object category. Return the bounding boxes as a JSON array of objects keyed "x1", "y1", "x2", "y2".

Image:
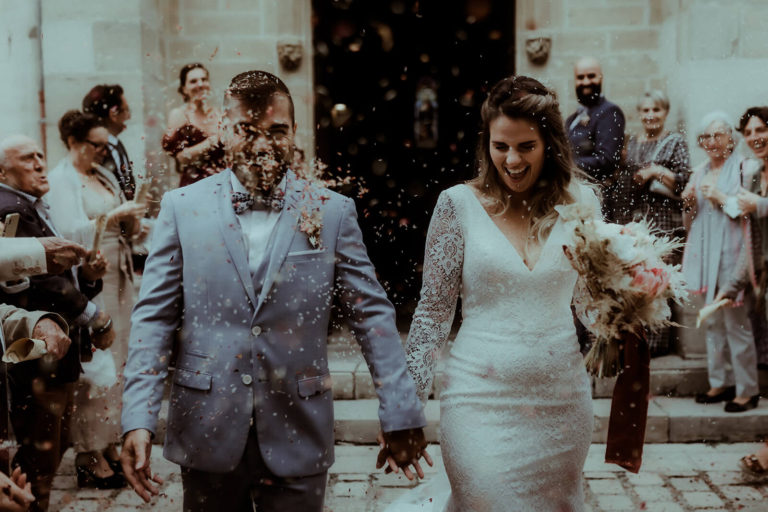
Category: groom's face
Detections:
[{"x1": 223, "y1": 93, "x2": 296, "y2": 194}]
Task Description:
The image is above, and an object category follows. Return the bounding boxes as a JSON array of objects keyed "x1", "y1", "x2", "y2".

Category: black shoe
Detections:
[
  {"x1": 695, "y1": 387, "x2": 736, "y2": 403},
  {"x1": 724, "y1": 395, "x2": 760, "y2": 413},
  {"x1": 76, "y1": 465, "x2": 127, "y2": 489},
  {"x1": 106, "y1": 457, "x2": 123, "y2": 476}
]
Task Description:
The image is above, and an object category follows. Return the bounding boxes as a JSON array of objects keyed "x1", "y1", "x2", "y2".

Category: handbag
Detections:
[{"x1": 646, "y1": 133, "x2": 680, "y2": 200}]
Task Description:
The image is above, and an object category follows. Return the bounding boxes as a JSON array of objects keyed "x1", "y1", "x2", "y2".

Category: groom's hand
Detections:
[
  {"x1": 376, "y1": 428, "x2": 433, "y2": 481},
  {"x1": 121, "y1": 429, "x2": 164, "y2": 503}
]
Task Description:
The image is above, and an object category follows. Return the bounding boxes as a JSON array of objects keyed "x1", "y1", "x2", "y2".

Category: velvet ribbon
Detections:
[{"x1": 605, "y1": 330, "x2": 650, "y2": 473}]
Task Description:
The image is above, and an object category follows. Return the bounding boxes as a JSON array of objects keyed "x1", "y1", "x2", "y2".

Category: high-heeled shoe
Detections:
[{"x1": 76, "y1": 464, "x2": 127, "y2": 489}]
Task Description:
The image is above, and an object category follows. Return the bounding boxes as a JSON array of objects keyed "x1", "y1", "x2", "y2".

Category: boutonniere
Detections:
[
  {"x1": 297, "y1": 186, "x2": 330, "y2": 249},
  {"x1": 299, "y1": 207, "x2": 323, "y2": 249}
]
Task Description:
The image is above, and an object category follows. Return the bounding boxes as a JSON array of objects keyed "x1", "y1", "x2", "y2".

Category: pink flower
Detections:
[{"x1": 630, "y1": 265, "x2": 670, "y2": 299}]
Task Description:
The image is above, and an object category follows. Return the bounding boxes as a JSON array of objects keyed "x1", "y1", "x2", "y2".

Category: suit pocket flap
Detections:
[
  {"x1": 297, "y1": 373, "x2": 332, "y2": 398},
  {"x1": 287, "y1": 248, "x2": 325, "y2": 257},
  {"x1": 174, "y1": 367, "x2": 212, "y2": 391}
]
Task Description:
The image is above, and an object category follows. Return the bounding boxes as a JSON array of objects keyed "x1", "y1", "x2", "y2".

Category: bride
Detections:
[{"x1": 401, "y1": 75, "x2": 600, "y2": 511}]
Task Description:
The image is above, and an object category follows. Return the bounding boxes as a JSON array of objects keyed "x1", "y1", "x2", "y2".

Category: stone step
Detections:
[
  {"x1": 327, "y1": 348, "x2": 767, "y2": 400},
  {"x1": 332, "y1": 397, "x2": 768, "y2": 444},
  {"x1": 153, "y1": 396, "x2": 768, "y2": 445}
]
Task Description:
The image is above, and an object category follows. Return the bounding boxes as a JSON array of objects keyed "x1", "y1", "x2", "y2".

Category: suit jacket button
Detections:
[
  {"x1": 241, "y1": 374, "x2": 253, "y2": 385},
  {"x1": 251, "y1": 326, "x2": 262, "y2": 336}
]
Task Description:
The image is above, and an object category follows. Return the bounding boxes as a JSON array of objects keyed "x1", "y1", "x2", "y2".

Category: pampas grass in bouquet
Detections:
[{"x1": 556, "y1": 203, "x2": 688, "y2": 378}]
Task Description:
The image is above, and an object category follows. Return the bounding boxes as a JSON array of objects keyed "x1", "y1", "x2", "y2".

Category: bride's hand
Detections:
[{"x1": 376, "y1": 429, "x2": 433, "y2": 481}]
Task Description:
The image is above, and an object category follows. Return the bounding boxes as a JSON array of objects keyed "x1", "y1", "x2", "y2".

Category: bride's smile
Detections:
[{"x1": 488, "y1": 116, "x2": 545, "y2": 198}]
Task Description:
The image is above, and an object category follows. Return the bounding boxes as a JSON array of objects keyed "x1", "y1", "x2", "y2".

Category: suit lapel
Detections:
[
  {"x1": 216, "y1": 172, "x2": 258, "y2": 307},
  {"x1": 255, "y1": 173, "x2": 302, "y2": 312}
]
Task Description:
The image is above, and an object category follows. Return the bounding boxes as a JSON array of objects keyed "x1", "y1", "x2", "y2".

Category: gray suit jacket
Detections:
[{"x1": 121, "y1": 170, "x2": 425, "y2": 476}]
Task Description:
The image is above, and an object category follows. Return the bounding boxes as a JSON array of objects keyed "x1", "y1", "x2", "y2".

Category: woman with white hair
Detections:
[
  {"x1": 681, "y1": 111, "x2": 762, "y2": 412},
  {"x1": 611, "y1": 90, "x2": 691, "y2": 356}
]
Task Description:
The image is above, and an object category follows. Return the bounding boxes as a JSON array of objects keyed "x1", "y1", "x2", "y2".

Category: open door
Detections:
[{"x1": 313, "y1": 0, "x2": 515, "y2": 322}]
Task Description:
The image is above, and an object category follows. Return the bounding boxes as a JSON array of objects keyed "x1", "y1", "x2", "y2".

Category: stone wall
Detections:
[
  {"x1": 8, "y1": 1, "x2": 768, "y2": 188},
  {"x1": 0, "y1": 0, "x2": 43, "y2": 143},
  {"x1": 37, "y1": 0, "x2": 151, "y2": 174},
  {"x1": 163, "y1": 0, "x2": 315, "y2": 182},
  {"x1": 29, "y1": 0, "x2": 313, "y2": 190},
  {"x1": 515, "y1": 0, "x2": 768, "y2": 163}
]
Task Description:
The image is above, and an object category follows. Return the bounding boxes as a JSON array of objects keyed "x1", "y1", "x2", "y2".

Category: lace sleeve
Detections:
[{"x1": 405, "y1": 191, "x2": 464, "y2": 404}]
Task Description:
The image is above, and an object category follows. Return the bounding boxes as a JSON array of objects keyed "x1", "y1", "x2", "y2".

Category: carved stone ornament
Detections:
[
  {"x1": 525, "y1": 37, "x2": 551, "y2": 65},
  {"x1": 277, "y1": 42, "x2": 303, "y2": 72}
]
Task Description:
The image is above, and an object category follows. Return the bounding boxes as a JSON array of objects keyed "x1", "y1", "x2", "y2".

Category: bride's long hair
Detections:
[{"x1": 469, "y1": 75, "x2": 590, "y2": 242}]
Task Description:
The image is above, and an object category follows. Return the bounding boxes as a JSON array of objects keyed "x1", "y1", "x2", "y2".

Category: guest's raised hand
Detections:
[
  {"x1": 699, "y1": 181, "x2": 727, "y2": 208},
  {"x1": 90, "y1": 311, "x2": 115, "y2": 350},
  {"x1": 376, "y1": 428, "x2": 433, "y2": 481},
  {"x1": 714, "y1": 290, "x2": 735, "y2": 303},
  {"x1": 737, "y1": 188, "x2": 760, "y2": 215},
  {"x1": 121, "y1": 429, "x2": 163, "y2": 503},
  {"x1": 38, "y1": 237, "x2": 86, "y2": 274},
  {"x1": 0, "y1": 467, "x2": 35, "y2": 511},
  {"x1": 81, "y1": 251, "x2": 108, "y2": 281},
  {"x1": 633, "y1": 166, "x2": 655, "y2": 186},
  {"x1": 134, "y1": 220, "x2": 152, "y2": 244},
  {"x1": 681, "y1": 181, "x2": 696, "y2": 203},
  {"x1": 107, "y1": 201, "x2": 146, "y2": 227},
  {"x1": 31, "y1": 317, "x2": 70, "y2": 360}
]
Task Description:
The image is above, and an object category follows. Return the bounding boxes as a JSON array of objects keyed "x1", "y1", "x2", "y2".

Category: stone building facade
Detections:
[
  {"x1": 3, "y1": 0, "x2": 767, "y2": 185},
  {"x1": 1, "y1": 0, "x2": 313, "y2": 190},
  {"x1": 517, "y1": 0, "x2": 768, "y2": 161}
]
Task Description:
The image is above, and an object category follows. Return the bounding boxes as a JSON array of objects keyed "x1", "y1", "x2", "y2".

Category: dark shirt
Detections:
[
  {"x1": 0, "y1": 186, "x2": 101, "y2": 384},
  {"x1": 565, "y1": 96, "x2": 625, "y2": 185}
]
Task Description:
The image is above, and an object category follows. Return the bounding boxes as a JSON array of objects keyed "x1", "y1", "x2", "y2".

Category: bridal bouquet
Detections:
[{"x1": 556, "y1": 203, "x2": 688, "y2": 378}]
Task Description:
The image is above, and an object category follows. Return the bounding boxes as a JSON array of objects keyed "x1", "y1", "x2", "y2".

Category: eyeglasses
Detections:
[
  {"x1": 697, "y1": 132, "x2": 728, "y2": 143},
  {"x1": 85, "y1": 139, "x2": 108, "y2": 151}
]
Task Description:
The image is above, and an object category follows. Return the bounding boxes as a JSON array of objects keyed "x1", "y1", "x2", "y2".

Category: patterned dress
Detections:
[
  {"x1": 608, "y1": 132, "x2": 691, "y2": 355},
  {"x1": 162, "y1": 124, "x2": 225, "y2": 187}
]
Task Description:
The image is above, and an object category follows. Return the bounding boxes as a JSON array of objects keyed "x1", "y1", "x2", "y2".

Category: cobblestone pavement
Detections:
[{"x1": 50, "y1": 443, "x2": 767, "y2": 511}]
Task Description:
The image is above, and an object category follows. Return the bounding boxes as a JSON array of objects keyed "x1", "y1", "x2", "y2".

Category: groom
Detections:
[{"x1": 120, "y1": 70, "x2": 428, "y2": 511}]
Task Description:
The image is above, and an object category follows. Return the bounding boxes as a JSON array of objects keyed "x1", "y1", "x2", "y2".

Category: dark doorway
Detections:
[{"x1": 313, "y1": 0, "x2": 515, "y2": 324}]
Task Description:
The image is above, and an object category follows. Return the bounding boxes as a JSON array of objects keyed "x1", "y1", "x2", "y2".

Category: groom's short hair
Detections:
[{"x1": 225, "y1": 70, "x2": 295, "y2": 124}]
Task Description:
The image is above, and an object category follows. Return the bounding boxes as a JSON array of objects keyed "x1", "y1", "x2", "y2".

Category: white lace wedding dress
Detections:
[{"x1": 398, "y1": 184, "x2": 596, "y2": 512}]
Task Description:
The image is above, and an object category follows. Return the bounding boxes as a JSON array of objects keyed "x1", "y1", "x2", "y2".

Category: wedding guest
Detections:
[
  {"x1": 82, "y1": 84, "x2": 151, "y2": 271},
  {"x1": 726, "y1": 107, "x2": 768, "y2": 474},
  {"x1": 162, "y1": 63, "x2": 224, "y2": 187},
  {"x1": 740, "y1": 441, "x2": 768, "y2": 481},
  {"x1": 682, "y1": 111, "x2": 761, "y2": 412},
  {"x1": 734, "y1": 106, "x2": 768, "y2": 369},
  {"x1": 82, "y1": 85, "x2": 135, "y2": 199},
  {"x1": 0, "y1": 303, "x2": 73, "y2": 512},
  {"x1": 565, "y1": 57, "x2": 625, "y2": 202},
  {"x1": 0, "y1": 134, "x2": 113, "y2": 511},
  {"x1": 610, "y1": 90, "x2": 691, "y2": 356},
  {"x1": 46, "y1": 111, "x2": 145, "y2": 488},
  {"x1": 404, "y1": 75, "x2": 600, "y2": 510},
  {"x1": 564, "y1": 57, "x2": 624, "y2": 350}
]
